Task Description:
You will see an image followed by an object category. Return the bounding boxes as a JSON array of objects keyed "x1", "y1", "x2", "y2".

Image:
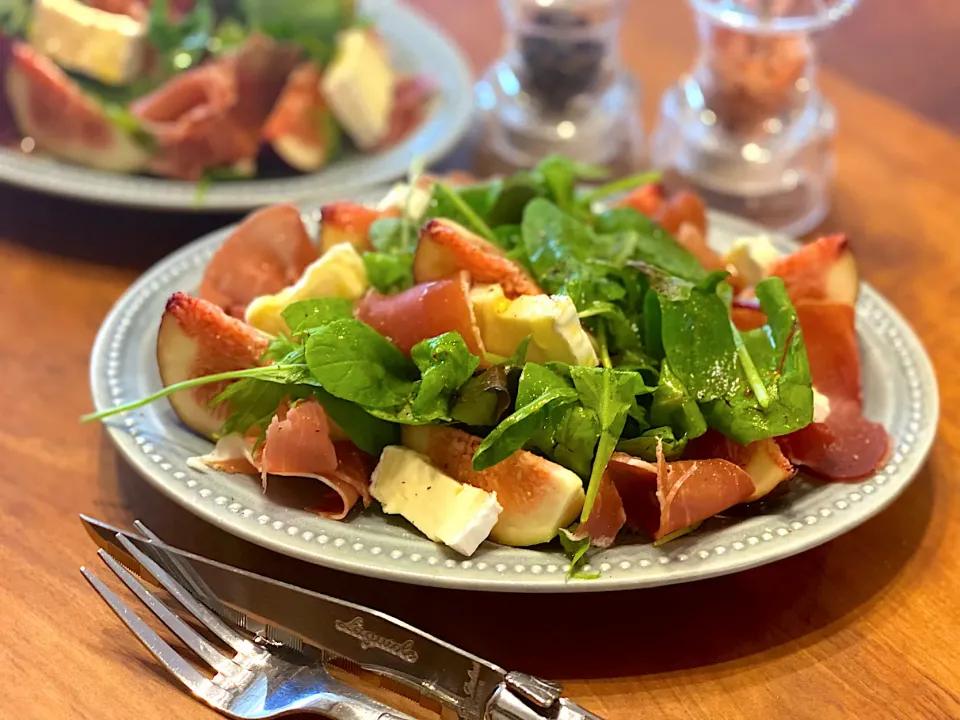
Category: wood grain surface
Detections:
[{"x1": 1, "y1": 2, "x2": 958, "y2": 719}]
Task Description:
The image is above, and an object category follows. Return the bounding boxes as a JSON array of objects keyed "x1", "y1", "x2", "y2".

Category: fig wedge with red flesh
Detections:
[
  {"x1": 157, "y1": 292, "x2": 269, "y2": 438},
  {"x1": 402, "y1": 425, "x2": 584, "y2": 547},
  {"x1": 414, "y1": 218, "x2": 543, "y2": 298}
]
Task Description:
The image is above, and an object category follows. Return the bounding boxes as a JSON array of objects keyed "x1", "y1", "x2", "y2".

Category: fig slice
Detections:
[
  {"x1": 767, "y1": 233, "x2": 859, "y2": 306},
  {"x1": 414, "y1": 218, "x2": 543, "y2": 298},
  {"x1": 5, "y1": 42, "x2": 149, "y2": 172},
  {"x1": 319, "y1": 201, "x2": 398, "y2": 254},
  {"x1": 402, "y1": 425, "x2": 585, "y2": 547},
  {"x1": 157, "y1": 292, "x2": 270, "y2": 438}
]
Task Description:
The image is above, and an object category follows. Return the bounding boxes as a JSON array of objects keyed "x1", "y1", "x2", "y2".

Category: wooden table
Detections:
[{"x1": 2, "y1": 2, "x2": 958, "y2": 719}]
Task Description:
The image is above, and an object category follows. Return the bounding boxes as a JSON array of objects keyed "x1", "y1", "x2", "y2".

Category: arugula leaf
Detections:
[
  {"x1": 238, "y1": 0, "x2": 354, "y2": 64},
  {"x1": 450, "y1": 366, "x2": 512, "y2": 427},
  {"x1": 576, "y1": 171, "x2": 661, "y2": 208},
  {"x1": 304, "y1": 319, "x2": 417, "y2": 408},
  {"x1": 409, "y1": 333, "x2": 480, "y2": 420},
  {"x1": 534, "y1": 154, "x2": 608, "y2": 213},
  {"x1": 558, "y1": 528, "x2": 599, "y2": 580},
  {"x1": 472, "y1": 363, "x2": 578, "y2": 471},
  {"x1": 282, "y1": 298, "x2": 354, "y2": 335},
  {"x1": 595, "y1": 207, "x2": 707, "y2": 282},
  {"x1": 700, "y1": 278, "x2": 813, "y2": 443},
  {"x1": 148, "y1": 0, "x2": 215, "y2": 78},
  {"x1": 485, "y1": 175, "x2": 543, "y2": 227},
  {"x1": 0, "y1": 0, "x2": 28, "y2": 36},
  {"x1": 431, "y1": 183, "x2": 496, "y2": 241},
  {"x1": 424, "y1": 180, "x2": 501, "y2": 227},
  {"x1": 570, "y1": 367, "x2": 648, "y2": 520}
]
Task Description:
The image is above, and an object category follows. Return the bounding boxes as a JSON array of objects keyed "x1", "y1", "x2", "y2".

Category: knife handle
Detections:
[{"x1": 485, "y1": 685, "x2": 605, "y2": 720}]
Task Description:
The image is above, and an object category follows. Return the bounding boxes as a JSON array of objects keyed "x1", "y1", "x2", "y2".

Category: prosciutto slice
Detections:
[
  {"x1": 196, "y1": 401, "x2": 374, "y2": 520},
  {"x1": 355, "y1": 271, "x2": 487, "y2": 359},
  {"x1": 570, "y1": 471, "x2": 626, "y2": 548},
  {"x1": 198, "y1": 204, "x2": 317, "y2": 318},
  {"x1": 131, "y1": 34, "x2": 299, "y2": 179},
  {"x1": 608, "y1": 448, "x2": 755, "y2": 540},
  {"x1": 686, "y1": 430, "x2": 795, "y2": 502},
  {"x1": 734, "y1": 299, "x2": 889, "y2": 480}
]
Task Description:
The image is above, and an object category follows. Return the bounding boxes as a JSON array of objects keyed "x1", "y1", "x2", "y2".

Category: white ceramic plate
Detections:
[
  {"x1": 0, "y1": 1, "x2": 473, "y2": 211},
  {"x1": 89, "y1": 205, "x2": 939, "y2": 592}
]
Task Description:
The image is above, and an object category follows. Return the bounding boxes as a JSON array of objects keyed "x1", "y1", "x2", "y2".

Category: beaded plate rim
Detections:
[
  {"x1": 90, "y1": 207, "x2": 939, "y2": 592},
  {"x1": 0, "y1": 0, "x2": 473, "y2": 212}
]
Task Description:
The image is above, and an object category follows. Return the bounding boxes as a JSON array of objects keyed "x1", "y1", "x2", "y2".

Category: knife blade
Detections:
[{"x1": 80, "y1": 515, "x2": 508, "y2": 719}]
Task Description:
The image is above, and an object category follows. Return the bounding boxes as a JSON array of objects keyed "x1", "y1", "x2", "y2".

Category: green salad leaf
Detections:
[
  {"x1": 281, "y1": 298, "x2": 354, "y2": 335},
  {"x1": 237, "y1": 0, "x2": 354, "y2": 65},
  {"x1": 304, "y1": 319, "x2": 418, "y2": 408},
  {"x1": 409, "y1": 333, "x2": 480, "y2": 420}
]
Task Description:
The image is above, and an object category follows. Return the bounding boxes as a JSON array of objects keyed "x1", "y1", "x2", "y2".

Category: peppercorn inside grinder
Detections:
[
  {"x1": 651, "y1": 0, "x2": 859, "y2": 236},
  {"x1": 474, "y1": 0, "x2": 643, "y2": 174}
]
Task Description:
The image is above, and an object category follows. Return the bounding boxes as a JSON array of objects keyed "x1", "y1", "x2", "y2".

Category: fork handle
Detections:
[{"x1": 298, "y1": 675, "x2": 416, "y2": 720}]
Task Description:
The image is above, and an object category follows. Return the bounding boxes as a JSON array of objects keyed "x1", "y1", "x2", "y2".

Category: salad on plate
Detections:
[
  {"x1": 0, "y1": 0, "x2": 434, "y2": 181},
  {"x1": 86, "y1": 156, "x2": 890, "y2": 575}
]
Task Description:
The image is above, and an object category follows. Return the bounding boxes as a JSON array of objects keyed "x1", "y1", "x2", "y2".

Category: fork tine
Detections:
[
  {"x1": 80, "y1": 566, "x2": 224, "y2": 700},
  {"x1": 115, "y1": 534, "x2": 260, "y2": 657},
  {"x1": 96, "y1": 550, "x2": 248, "y2": 679}
]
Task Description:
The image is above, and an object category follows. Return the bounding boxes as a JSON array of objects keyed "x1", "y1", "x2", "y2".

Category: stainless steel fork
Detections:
[{"x1": 82, "y1": 541, "x2": 414, "y2": 720}]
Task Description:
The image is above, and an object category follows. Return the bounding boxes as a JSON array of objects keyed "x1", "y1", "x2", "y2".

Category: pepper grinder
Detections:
[
  {"x1": 474, "y1": 0, "x2": 643, "y2": 175},
  {"x1": 651, "y1": 0, "x2": 859, "y2": 236}
]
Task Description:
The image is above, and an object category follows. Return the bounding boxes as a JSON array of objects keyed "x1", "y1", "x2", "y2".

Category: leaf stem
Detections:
[
  {"x1": 730, "y1": 320, "x2": 771, "y2": 409},
  {"x1": 578, "y1": 171, "x2": 663, "y2": 208},
  {"x1": 81, "y1": 365, "x2": 280, "y2": 423},
  {"x1": 434, "y1": 182, "x2": 496, "y2": 242},
  {"x1": 597, "y1": 325, "x2": 613, "y2": 370}
]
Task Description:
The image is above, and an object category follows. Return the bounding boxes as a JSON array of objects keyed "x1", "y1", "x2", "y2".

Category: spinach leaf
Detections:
[
  {"x1": 616, "y1": 426, "x2": 688, "y2": 462},
  {"x1": 312, "y1": 388, "x2": 400, "y2": 456},
  {"x1": 282, "y1": 298, "x2": 354, "y2": 335},
  {"x1": 700, "y1": 278, "x2": 813, "y2": 443},
  {"x1": 304, "y1": 319, "x2": 418, "y2": 408},
  {"x1": 558, "y1": 529, "x2": 599, "y2": 580},
  {"x1": 363, "y1": 251, "x2": 414, "y2": 294},
  {"x1": 649, "y1": 360, "x2": 708, "y2": 440},
  {"x1": 595, "y1": 207, "x2": 707, "y2": 282},
  {"x1": 409, "y1": 333, "x2": 480, "y2": 420},
  {"x1": 450, "y1": 366, "x2": 512, "y2": 427},
  {"x1": 521, "y1": 198, "x2": 599, "y2": 306},
  {"x1": 657, "y1": 279, "x2": 741, "y2": 402},
  {"x1": 534, "y1": 154, "x2": 608, "y2": 212},
  {"x1": 486, "y1": 174, "x2": 543, "y2": 227}
]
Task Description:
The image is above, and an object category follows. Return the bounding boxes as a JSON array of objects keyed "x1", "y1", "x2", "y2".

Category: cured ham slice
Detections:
[
  {"x1": 607, "y1": 448, "x2": 755, "y2": 540},
  {"x1": 735, "y1": 298, "x2": 889, "y2": 480},
  {"x1": 614, "y1": 184, "x2": 709, "y2": 238},
  {"x1": 777, "y1": 300, "x2": 888, "y2": 479},
  {"x1": 614, "y1": 182, "x2": 664, "y2": 218},
  {"x1": 796, "y1": 301, "x2": 862, "y2": 405},
  {"x1": 198, "y1": 204, "x2": 317, "y2": 319},
  {"x1": 570, "y1": 472, "x2": 626, "y2": 548},
  {"x1": 196, "y1": 403, "x2": 375, "y2": 520},
  {"x1": 778, "y1": 400, "x2": 889, "y2": 481},
  {"x1": 375, "y1": 74, "x2": 436, "y2": 150},
  {"x1": 4, "y1": 42, "x2": 149, "y2": 171},
  {"x1": 686, "y1": 430, "x2": 795, "y2": 502},
  {"x1": 414, "y1": 219, "x2": 543, "y2": 298},
  {"x1": 131, "y1": 62, "x2": 247, "y2": 179},
  {"x1": 355, "y1": 271, "x2": 487, "y2": 359},
  {"x1": 131, "y1": 34, "x2": 298, "y2": 179}
]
